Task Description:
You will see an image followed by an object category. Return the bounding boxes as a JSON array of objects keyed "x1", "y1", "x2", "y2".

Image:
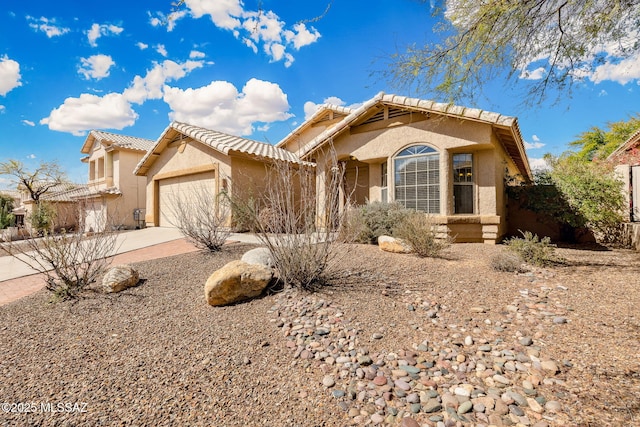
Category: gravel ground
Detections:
[{"x1": 0, "y1": 241, "x2": 639, "y2": 426}]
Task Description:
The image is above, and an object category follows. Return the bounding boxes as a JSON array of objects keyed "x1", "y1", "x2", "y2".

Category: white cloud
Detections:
[
  {"x1": 0, "y1": 105, "x2": 5, "y2": 113},
  {"x1": 26, "y1": 154, "x2": 36, "y2": 159},
  {"x1": 42, "y1": 58, "x2": 204, "y2": 135},
  {"x1": 163, "y1": 78, "x2": 292, "y2": 136},
  {"x1": 40, "y1": 93, "x2": 138, "y2": 136},
  {"x1": 22, "y1": 120, "x2": 35, "y2": 127},
  {"x1": 588, "y1": 51, "x2": 640, "y2": 85},
  {"x1": 149, "y1": 10, "x2": 188, "y2": 31},
  {"x1": 184, "y1": 0, "x2": 243, "y2": 30},
  {"x1": 283, "y1": 23, "x2": 321, "y2": 50},
  {"x1": 87, "y1": 23, "x2": 124, "y2": 47},
  {"x1": 303, "y1": 96, "x2": 354, "y2": 119},
  {"x1": 0, "y1": 56, "x2": 21, "y2": 96},
  {"x1": 27, "y1": 16, "x2": 70, "y2": 38},
  {"x1": 524, "y1": 134, "x2": 545, "y2": 150},
  {"x1": 137, "y1": 42, "x2": 149, "y2": 50},
  {"x1": 190, "y1": 50, "x2": 206, "y2": 59},
  {"x1": 180, "y1": 0, "x2": 320, "y2": 66},
  {"x1": 123, "y1": 60, "x2": 204, "y2": 104},
  {"x1": 598, "y1": 89, "x2": 608, "y2": 96},
  {"x1": 519, "y1": 66, "x2": 546, "y2": 80},
  {"x1": 78, "y1": 54, "x2": 115, "y2": 80},
  {"x1": 155, "y1": 44, "x2": 168, "y2": 57},
  {"x1": 528, "y1": 157, "x2": 549, "y2": 171}
]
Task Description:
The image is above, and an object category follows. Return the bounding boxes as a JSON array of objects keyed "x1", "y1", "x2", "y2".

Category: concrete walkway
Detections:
[{"x1": 0, "y1": 228, "x2": 261, "y2": 306}]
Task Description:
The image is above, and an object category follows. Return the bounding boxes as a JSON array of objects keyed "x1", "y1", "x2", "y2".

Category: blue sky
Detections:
[{"x1": 1, "y1": 0, "x2": 639, "y2": 187}]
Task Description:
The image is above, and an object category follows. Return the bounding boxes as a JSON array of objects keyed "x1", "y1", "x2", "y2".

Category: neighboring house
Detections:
[
  {"x1": 15, "y1": 183, "x2": 90, "y2": 233},
  {"x1": 277, "y1": 92, "x2": 532, "y2": 243},
  {"x1": 78, "y1": 130, "x2": 155, "y2": 231},
  {"x1": 133, "y1": 121, "x2": 307, "y2": 227},
  {"x1": 608, "y1": 128, "x2": 640, "y2": 222}
]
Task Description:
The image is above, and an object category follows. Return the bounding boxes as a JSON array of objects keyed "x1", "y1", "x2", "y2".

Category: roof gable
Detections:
[
  {"x1": 275, "y1": 104, "x2": 352, "y2": 149},
  {"x1": 296, "y1": 92, "x2": 532, "y2": 180},
  {"x1": 81, "y1": 130, "x2": 155, "y2": 154},
  {"x1": 134, "y1": 122, "x2": 306, "y2": 176},
  {"x1": 608, "y1": 128, "x2": 640, "y2": 161}
]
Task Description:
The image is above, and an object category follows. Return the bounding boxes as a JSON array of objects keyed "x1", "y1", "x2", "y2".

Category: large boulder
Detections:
[
  {"x1": 205, "y1": 260, "x2": 273, "y2": 306},
  {"x1": 241, "y1": 247, "x2": 274, "y2": 268},
  {"x1": 103, "y1": 265, "x2": 140, "y2": 293},
  {"x1": 378, "y1": 235, "x2": 412, "y2": 254}
]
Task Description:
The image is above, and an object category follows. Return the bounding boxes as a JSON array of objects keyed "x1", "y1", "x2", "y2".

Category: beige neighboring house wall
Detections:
[
  {"x1": 134, "y1": 122, "x2": 307, "y2": 228},
  {"x1": 288, "y1": 92, "x2": 532, "y2": 244},
  {"x1": 16, "y1": 183, "x2": 91, "y2": 233},
  {"x1": 608, "y1": 128, "x2": 640, "y2": 223},
  {"x1": 78, "y1": 130, "x2": 155, "y2": 231}
]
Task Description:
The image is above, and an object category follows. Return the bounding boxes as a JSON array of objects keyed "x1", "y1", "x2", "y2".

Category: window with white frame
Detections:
[
  {"x1": 381, "y1": 162, "x2": 388, "y2": 203},
  {"x1": 453, "y1": 153, "x2": 474, "y2": 214},
  {"x1": 394, "y1": 145, "x2": 440, "y2": 213}
]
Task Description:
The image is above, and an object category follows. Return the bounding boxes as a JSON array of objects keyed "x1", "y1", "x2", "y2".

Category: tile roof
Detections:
[
  {"x1": 608, "y1": 128, "x2": 640, "y2": 160},
  {"x1": 39, "y1": 183, "x2": 91, "y2": 202},
  {"x1": 81, "y1": 130, "x2": 155, "y2": 154},
  {"x1": 275, "y1": 104, "x2": 353, "y2": 149},
  {"x1": 135, "y1": 121, "x2": 309, "y2": 176},
  {"x1": 296, "y1": 92, "x2": 531, "y2": 180}
]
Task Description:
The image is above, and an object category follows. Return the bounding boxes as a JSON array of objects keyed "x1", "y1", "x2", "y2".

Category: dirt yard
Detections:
[{"x1": 0, "y1": 242, "x2": 638, "y2": 426}]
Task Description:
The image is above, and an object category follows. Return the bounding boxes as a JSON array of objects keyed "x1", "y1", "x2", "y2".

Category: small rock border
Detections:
[{"x1": 268, "y1": 269, "x2": 572, "y2": 426}]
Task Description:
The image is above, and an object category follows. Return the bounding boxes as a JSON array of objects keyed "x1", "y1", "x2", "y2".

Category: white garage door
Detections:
[
  {"x1": 158, "y1": 172, "x2": 217, "y2": 227},
  {"x1": 84, "y1": 201, "x2": 106, "y2": 232}
]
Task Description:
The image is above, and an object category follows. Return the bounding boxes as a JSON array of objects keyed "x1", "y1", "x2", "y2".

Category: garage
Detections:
[
  {"x1": 157, "y1": 171, "x2": 217, "y2": 227},
  {"x1": 84, "y1": 200, "x2": 106, "y2": 232}
]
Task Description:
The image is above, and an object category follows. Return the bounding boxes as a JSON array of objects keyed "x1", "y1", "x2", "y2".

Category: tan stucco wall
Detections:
[
  {"x1": 142, "y1": 138, "x2": 233, "y2": 226},
  {"x1": 280, "y1": 117, "x2": 345, "y2": 155},
  {"x1": 310, "y1": 115, "x2": 514, "y2": 243}
]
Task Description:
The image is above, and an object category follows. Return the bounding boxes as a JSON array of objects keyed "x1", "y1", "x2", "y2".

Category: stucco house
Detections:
[
  {"x1": 78, "y1": 130, "x2": 155, "y2": 231},
  {"x1": 133, "y1": 121, "x2": 307, "y2": 228},
  {"x1": 608, "y1": 128, "x2": 640, "y2": 222},
  {"x1": 277, "y1": 92, "x2": 532, "y2": 243},
  {"x1": 12, "y1": 183, "x2": 90, "y2": 234}
]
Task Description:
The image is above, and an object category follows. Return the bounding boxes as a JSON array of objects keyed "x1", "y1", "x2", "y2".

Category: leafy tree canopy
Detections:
[
  {"x1": 569, "y1": 114, "x2": 640, "y2": 160},
  {"x1": 0, "y1": 160, "x2": 67, "y2": 203},
  {"x1": 389, "y1": 0, "x2": 640, "y2": 106}
]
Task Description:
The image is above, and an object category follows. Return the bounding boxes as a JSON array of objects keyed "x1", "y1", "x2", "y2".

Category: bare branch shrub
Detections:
[
  {"x1": 239, "y1": 148, "x2": 347, "y2": 290},
  {"x1": 0, "y1": 201, "x2": 119, "y2": 301},
  {"x1": 393, "y1": 212, "x2": 452, "y2": 258},
  {"x1": 165, "y1": 183, "x2": 231, "y2": 252}
]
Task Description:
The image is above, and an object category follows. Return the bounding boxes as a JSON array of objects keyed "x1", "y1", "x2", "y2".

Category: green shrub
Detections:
[
  {"x1": 506, "y1": 231, "x2": 558, "y2": 266},
  {"x1": 392, "y1": 212, "x2": 451, "y2": 257},
  {"x1": 29, "y1": 202, "x2": 55, "y2": 235},
  {"x1": 341, "y1": 201, "x2": 412, "y2": 244},
  {"x1": 490, "y1": 251, "x2": 524, "y2": 272},
  {"x1": 0, "y1": 194, "x2": 14, "y2": 229}
]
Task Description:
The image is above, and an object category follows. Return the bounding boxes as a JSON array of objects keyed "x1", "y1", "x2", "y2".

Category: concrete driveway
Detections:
[
  {"x1": 0, "y1": 227, "x2": 262, "y2": 305},
  {"x1": 0, "y1": 227, "x2": 261, "y2": 282}
]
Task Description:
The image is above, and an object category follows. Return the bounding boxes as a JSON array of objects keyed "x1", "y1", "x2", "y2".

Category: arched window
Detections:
[{"x1": 394, "y1": 145, "x2": 440, "y2": 213}]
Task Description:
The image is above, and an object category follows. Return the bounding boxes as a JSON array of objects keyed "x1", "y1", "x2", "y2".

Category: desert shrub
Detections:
[
  {"x1": 341, "y1": 201, "x2": 412, "y2": 244},
  {"x1": 0, "y1": 212, "x2": 119, "y2": 301},
  {"x1": 490, "y1": 251, "x2": 524, "y2": 272},
  {"x1": 393, "y1": 212, "x2": 451, "y2": 257},
  {"x1": 0, "y1": 194, "x2": 14, "y2": 229},
  {"x1": 506, "y1": 230, "x2": 558, "y2": 267},
  {"x1": 509, "y1": 154, "x2": 625, "y2": 244},
  {"x1": 29, "y1": 202, "x2": 55, "y2": 234},
  {"x1": 166, "y1": 184, "x2": 231, "y2": 252},
  {"x1": 233, "y1": 149, "x2": 346, "y2": 290}
]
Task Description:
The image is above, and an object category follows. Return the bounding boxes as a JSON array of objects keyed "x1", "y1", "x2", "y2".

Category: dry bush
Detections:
[
  {"x1": 1, "y1": 203, "x2": 119, "y2": 301},
  {"x1": 165, "y1": 184, "x2": 231, "y2": 252},
  {"x1": 341, "y1": 201, "x2": 412, "y2": 244},
  {"x1": 506, "y1": 230, "x2": 559, "y2": 266},
  {"x1": 490, "y1": 251, "x2": 524, "y2": 272},
  {"x1": 393, "y1": 212, "x2": 451, "y2": 257},
  {"x1": 236, "y1": 149, "x2": 347, "y2": 290}
]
